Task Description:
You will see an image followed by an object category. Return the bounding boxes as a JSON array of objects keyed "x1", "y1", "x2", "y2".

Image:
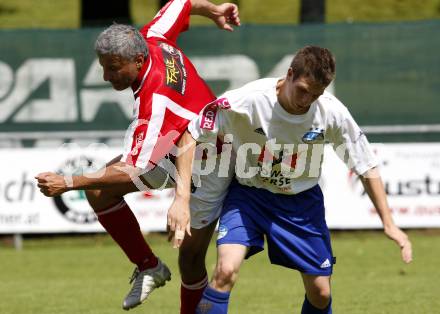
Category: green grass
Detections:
[
  {"x1": 0, "y1": 0, "x2": 439, "y2": 29},
  {"x1": 1, "y1": 230, "x2": 439, "y2": 313}
]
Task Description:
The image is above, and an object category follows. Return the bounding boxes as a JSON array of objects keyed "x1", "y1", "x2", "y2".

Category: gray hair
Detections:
[{"x1": 94, "y1": 24, "x2": 148, "y2": 60}]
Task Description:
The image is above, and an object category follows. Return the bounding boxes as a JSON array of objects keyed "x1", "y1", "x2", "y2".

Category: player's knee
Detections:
[
  {"x1": 213, "y1": 261, "x2": 239, "y2": 288},
  {"x1": 308, "y1": 287, "x2": 331, "y2": 309},
  {"x1": 85, "y1": 189, "x2": 125, "y2": 212},
  {"x1": 317, "y1": 288, "x2": 331, "y2": 305},
  {"x1": 85, "y1": 190, "x2": 102, "y2": 211}
]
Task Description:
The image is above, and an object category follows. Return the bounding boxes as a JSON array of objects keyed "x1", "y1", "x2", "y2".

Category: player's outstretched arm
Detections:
[
  {"x1": 360, "y1": 167, "x2": 413, "y2": 264},
  {"x1": 190, "y1": 0, "x2": 240, "y2": 31},
  {"x1": 167, "y1": 130, "x2": 197, "y2": 248},
  {"x1": 35, "y1": 161, "x2": 141, "y2": 197}
]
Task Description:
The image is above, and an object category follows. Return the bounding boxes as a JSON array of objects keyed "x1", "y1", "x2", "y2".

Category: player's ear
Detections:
[
  {"x1": 135, "y1": 54, "x2": 145, "y2": 70},
  {"x1": 287, "y1": 67, "x2": 294, "y2": 81}
]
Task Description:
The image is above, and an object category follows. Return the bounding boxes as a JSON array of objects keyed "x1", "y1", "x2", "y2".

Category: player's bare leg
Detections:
[
  {"x1": 195, "y1": 244, "x2": 248, "y2": 313},
  {"x1": 210, "y1": 244, "x2": 248, "y2": 291},
  {"x1": 301, "y1": 274, "x2": 332, "y2": 313},
  {"x1": 179, "y1": 220, "x2": 217, "y2": 314},
  {"x1": 84, "y1": 154, "x2": 137, "y2": 209},
  {"x1": 85, "y1": 184, "x2": 137, "y2": 209}
]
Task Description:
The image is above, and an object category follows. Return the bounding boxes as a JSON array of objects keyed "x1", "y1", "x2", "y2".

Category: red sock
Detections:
[
  {"x1": 97, "y1": 200, "x2": 158, "y2": 271},
  {"x1": 180, "y1": 275, "x2": 209, "y2": 314}
]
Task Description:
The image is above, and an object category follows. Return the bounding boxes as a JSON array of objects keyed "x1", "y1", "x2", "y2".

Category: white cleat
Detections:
[{"x1": 122, "y1": 259, "x2": 171, "y2": 310}]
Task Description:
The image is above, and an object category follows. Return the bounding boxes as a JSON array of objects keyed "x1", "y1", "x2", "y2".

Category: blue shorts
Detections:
[{"x1": 217, "y1": 181, "x2": 334, "y2": 275}]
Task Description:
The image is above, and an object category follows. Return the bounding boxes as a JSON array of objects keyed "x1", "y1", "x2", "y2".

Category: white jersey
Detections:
[
  {"x1": 188, "y1": 78, "x2": 378, "y2": 195},
  {"x1": 189, "y1": 148, "x2": 235, "y2": 229}
]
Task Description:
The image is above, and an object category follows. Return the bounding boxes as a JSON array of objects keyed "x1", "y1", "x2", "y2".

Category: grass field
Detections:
[
  {"x1": 1, "y1": 230, "x2": 439, "y2": 314},
  {"x1": 0, "y1": 0, "x2": 439, "y2": 28}
]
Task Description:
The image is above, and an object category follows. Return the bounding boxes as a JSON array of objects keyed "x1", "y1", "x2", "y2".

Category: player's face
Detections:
[
  {"x1": 99, "y1": 54, "x2": 139, "y2": 91},
  {"x1": 284, "y1": 69, "x2": 326, "y2": 114}
]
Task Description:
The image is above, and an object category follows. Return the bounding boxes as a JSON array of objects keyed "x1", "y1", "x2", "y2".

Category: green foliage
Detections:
[
  {"x1": 1, "y1": 231, "x2": 439, "y2": 313},
  {"x1": 327, "y1": 0, "x2": 440, "y2": 23},
  {"x1": 0, "y1": 0, "x2": 79, "y2": 29},
  {"x1": 0, "y1": 0, "x2": 439, "y2": 29}
]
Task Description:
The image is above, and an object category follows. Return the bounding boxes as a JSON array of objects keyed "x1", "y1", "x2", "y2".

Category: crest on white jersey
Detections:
[{"x1": 302, "y1": 127, "x2": 325, "y2": 144}]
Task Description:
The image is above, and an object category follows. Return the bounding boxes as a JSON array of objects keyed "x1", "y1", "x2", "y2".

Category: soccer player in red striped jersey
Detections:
[{"x1": 35, "y1": 0, "x2": 240, "y2": 311}]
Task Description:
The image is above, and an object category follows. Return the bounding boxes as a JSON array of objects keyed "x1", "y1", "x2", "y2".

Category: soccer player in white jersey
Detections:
[{"x1": 181, "y1": 46, "x2": 413, "y2": 313}]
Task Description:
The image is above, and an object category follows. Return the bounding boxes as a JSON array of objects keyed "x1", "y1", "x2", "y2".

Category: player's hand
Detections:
[
  {"x1": 35, "y1": 172, "x2": 69, "y2": 197},
  {"x1": 212, "y1": 3, "x2": 240, "y2": 32},
  {"x1": 384, "y1": 224, "x2": 413, "y2": 263},
  {"x1": 167, "y1": 196, "x2": 191, "y2": 249}
]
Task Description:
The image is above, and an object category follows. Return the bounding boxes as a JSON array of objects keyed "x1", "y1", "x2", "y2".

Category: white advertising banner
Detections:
[
  {"x1": 322, "y1": 143, "x2": 440, "y2": 228},
  {"x1": 0, "y1": 146, "x2": 173, "y2": 233},
  {"x1": 0, "y1": 143, "x2": 439, "y2": 233}
]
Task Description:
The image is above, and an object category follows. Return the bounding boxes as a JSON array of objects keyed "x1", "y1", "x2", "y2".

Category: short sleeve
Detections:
[
  {"x1": 141, "y1": 0, "x2": 191, "y2": 43},
  {"x1": 328, "y1": 108, "x2": 379, "y2": 175},
  {"x1": 187, "y1": 99, "x2": 224, "y2": 146}
]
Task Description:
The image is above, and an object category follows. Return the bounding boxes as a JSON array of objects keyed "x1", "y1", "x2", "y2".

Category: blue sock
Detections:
[
  {"x1": 195, "y1": 285, "x2": 230, "y2": 314},
  {"x1": 301, "y1": 295, "x2": 332, "y2": 314}
]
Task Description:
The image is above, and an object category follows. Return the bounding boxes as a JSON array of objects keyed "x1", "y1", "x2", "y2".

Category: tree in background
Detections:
[
  {"x1": 300, "y1": 0, "x2": 325, "y2": 23},
  {"x1": 159, "y1": 0, "x2": 169, "y2": 8},
  {"x1": 81, "y1": 0, "x2": 241, "y2": 28},
  {"x1": 159, "y1": 0, "x2": 239, "y2": 9},
  {"x1": 81, "y1": 0, "x2": 132, "y2": 27}
]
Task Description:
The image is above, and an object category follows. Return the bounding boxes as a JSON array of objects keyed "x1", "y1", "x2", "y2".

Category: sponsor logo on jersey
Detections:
[
  {"x1": 160, "y1": 42, "x2": 187, "y2": 95},
  {"x1": 254, "y1": 127, "x2": 266, "y2": 135},
  {"x1": 258, "y1": 147, "x2": 298, "y2": 169},
  {"x1": 200, "y1": 98, "x2": 229, "y2": 130},
  {"x1": 257, "y1": 145, "x2": 299, "y2": 188},
  {"x1": 53, "y1": 156, "x2": 103, "y2": 224},
  {"x1": 200, "y1": 103, "x2": 218, "y2": 130},
  {"x1": 131, "y1": 132, "x2": 144, "y2": 156},
  {"x1": 302, "y1": 127, "x2": 325, "y2": 144},
  {"x1": 216, "y1": 97, "x2": 231, "y2": 110}
]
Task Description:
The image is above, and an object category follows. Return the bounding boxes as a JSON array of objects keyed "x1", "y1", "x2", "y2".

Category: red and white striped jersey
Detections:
[{"x1": 121, "y1": 0, "x2": 216, "y2": 169}]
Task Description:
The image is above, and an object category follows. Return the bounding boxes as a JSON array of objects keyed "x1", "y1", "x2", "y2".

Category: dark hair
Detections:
[{"x1": 290, "y1": 46, "x2": 336, "y2": 86}]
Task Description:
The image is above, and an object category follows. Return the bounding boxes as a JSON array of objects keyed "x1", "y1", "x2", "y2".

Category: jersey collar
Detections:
[{"x1": 132, "y1": 55, "x2": 152, "y2": 97}]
